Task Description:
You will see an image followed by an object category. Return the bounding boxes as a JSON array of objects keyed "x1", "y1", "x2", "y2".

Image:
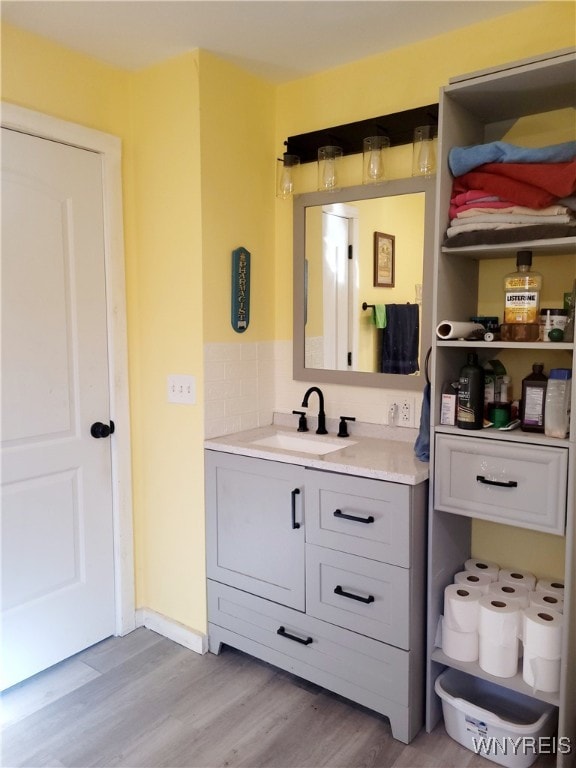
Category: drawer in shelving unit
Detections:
[
  {"x1": 434, "y1": 434, "x2": 568, "y2": 534},
  {"x1": 207, "y1": 579, "x2": 410, "y2": 706},
  {"x1": 306, "y1": 543, "x2": 410, "y2": 649},
  {"x1": 305, "y1": 471, "x2": 411, "y2": 566}
]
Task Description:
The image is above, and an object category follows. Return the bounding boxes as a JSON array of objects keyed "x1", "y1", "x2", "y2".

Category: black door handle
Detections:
[
  {"x1": 277, "y1": 626, "x2": 313, "y2": 645},
  {"x1": 291, "y1": 488, "x2": 301, "y2": 529},
  {"x1": 334, "y1": 585, "x2": 375, "y2": 604},
  {"x1": 476, "y1": 475, "x2": 518, "y2": 488},
  {"x1": 91, "y1": 421, "x2": 115, "y2": 439},
  {"x1": 333, "y1": 509, "x2": 374, "y2": 524}
]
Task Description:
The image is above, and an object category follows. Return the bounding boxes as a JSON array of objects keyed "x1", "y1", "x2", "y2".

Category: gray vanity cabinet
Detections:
[
  {"x1": 206, "y1": 448, "x2": 428, "y2": 744},
  {"x1": 205, "y1": 450, "x2": 305, "y2": 610}
]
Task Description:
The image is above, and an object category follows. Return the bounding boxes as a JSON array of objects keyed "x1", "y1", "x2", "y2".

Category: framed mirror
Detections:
[{"x1": 293, "y1": 176, "x2": 436, "y2": 391}]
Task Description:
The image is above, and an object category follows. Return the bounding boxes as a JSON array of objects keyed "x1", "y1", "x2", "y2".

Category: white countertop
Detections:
[{"x1": 204, "y1": 423, "x2": 429, "y2": 485}]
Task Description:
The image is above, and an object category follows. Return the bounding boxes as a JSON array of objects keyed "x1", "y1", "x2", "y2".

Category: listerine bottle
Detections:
[{"x1": 503, "y1": 250, "x2": 542, "y2": 325}]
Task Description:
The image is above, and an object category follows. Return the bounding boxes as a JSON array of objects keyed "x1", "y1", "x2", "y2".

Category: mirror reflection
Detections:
[
  {"x1": 293, "y1": 177, "x2": 435, "y2": 391},
  {"x1": 304, "y1": 193, "x2": 425, "y2": 373}
]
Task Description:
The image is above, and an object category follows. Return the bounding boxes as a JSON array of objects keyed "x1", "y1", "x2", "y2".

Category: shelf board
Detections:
[
  {"x1": 441, "y1": 237, "x2": 576, "y2": 259},
  {"x1": 436, "y1": 340, "x2": 573, "y2": 351},
  {"x1": 431, "y1": 648, "x2": 560, "y2": 707},
  {"x1": 433, "y1": 425, "x2": 572, "y2": 448}
]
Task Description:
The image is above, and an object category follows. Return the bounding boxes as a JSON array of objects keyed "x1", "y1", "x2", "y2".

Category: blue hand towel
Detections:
[{"x1": 414, "y1": 382, "x2": 430, "y2": 462}]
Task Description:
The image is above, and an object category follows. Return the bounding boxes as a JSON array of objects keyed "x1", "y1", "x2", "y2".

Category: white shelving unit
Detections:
[{"x1": 426, "y1": 49, "x2": 576, "y2": 767}]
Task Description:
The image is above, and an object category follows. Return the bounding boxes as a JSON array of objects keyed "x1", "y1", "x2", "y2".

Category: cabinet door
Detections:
[{"x1": 205, "y1": 451, "x2": 305, "y2": 609}]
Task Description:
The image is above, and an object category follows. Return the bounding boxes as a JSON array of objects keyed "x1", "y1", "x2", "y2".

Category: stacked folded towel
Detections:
[{"x1": 444, "y1": 141, "x2": 576, "y2": 247}]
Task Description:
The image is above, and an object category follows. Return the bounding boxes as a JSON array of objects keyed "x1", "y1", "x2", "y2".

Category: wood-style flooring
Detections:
[{"x1": 0, "y1": 628, "x2": 554, "y2": 768}]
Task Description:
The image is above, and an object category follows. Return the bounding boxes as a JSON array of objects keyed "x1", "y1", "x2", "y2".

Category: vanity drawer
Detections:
[
  {"x1": 305, "y1": 470, "x2": 411, "y2": 566},
  {"x1": 305, "y1": 543, "x2": 410, "y2": 649},
  {"x1": 434, "y1": 434, "x2": 568, "y2": 534},
  {"x1": 207, "y1": 579, "x2": 410, "y2": 706}
]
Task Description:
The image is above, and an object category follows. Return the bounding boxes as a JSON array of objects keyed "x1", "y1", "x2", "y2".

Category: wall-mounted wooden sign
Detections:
[{"x1": 231, "y1": 247, "x2": 250, "y2": 333}]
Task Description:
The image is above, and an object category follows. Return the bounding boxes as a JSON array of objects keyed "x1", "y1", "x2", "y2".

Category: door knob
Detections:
[{"x1": 90, "y1": 421, "x2": 115, "y2": 439}]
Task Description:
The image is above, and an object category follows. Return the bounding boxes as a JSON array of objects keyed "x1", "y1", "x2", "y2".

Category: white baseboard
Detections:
[{"x1": 135, "y1": 608, "x2": 208, "y2": 654}]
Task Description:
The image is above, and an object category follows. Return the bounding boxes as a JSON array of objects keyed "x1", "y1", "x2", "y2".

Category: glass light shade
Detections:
[
  {"x1": 412, "y1": 125, "x2": 436, "y2": 178},
  {"x1": 362, "y1": 136, "x2": 389, "y2": 184},
  {"x1": 317, "y1": 146, "x2": 343, "y2": 191},
  {"x1": 276, "y1": 153, "x2": 299, "y2": 199}
]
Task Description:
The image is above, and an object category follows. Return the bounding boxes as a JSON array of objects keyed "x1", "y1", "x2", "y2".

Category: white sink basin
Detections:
[{"x1": 250, "y1": 433, "x2": 356, "y2": 455}]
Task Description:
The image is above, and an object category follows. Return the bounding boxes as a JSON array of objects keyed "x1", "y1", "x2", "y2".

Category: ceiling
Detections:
[{"x1": 1, "y1": 0, "x2": 539, "y2": 83}]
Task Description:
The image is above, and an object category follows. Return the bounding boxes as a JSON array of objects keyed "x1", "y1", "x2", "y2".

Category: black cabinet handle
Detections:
[
  {"x1": 291, "y1": 488, "x2": 301, "y2": 529},
  {"x1": 333, "y1": 509, "x2": 374, "y2": 524},
  {"x1": 334, "y1": 585, "x2": 374, "y2": 604},
  {"x1": 476, "y1": 475, "x2": 518, "y2": 488},
  {"x1": 276, "y1": 626, "x2": 312, "y2": 645}
]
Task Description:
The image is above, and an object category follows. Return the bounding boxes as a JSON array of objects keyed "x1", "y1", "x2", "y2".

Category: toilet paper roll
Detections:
[
  {"x1": 536, "y1": 577, "x2": 565, "y2": 599},
  {"x1": 530, "y1": 591, "x2": 564, "y2": 614},
  {"x1": 499, "y1": 568, "x2": 536, "y2": 591},
  {"x1": 522, "y1": 647, "x2": 561, "y2": 693},
  {"x1": 441, "y1": 618, "x2": 479, "y2": 662},
  {"x1": 436, "y1": 321, "x2": 485, "y2": 340},
  {"x1": 444, "y1": 584, "x2": 483, "y2": 632},
  {"x1": 478, "y1": 596, "x2": 520, "y2": 647},
  {"x1": 454, "y1": 570, "x2": 492, "y2": 594},
  {"x1": 523, "y1": 606, "x2": 563, "y2": 659},
  {"x1": 465, "y1": 559, "x2": 500, "y2": 582},
  {"x1": 479, "y1": 636, "x2": 519, "y2": 678},
  {"x1": 488, "y1": 581, "x2": 530, "y2": 609}
]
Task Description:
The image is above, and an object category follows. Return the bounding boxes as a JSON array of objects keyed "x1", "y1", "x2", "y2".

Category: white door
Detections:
[{"x1": 1, "y1": 128, "x2": 116, "y2": 689}]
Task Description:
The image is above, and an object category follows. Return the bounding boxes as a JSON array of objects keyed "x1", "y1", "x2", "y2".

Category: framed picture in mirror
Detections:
[{"x1": 374, "y1": 231, "x2": 395, "y2": 287}]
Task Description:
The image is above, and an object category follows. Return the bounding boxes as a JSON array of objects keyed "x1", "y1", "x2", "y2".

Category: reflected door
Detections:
[{"x1": 1, "y1": 128, "x2": 115, "y2": 689}]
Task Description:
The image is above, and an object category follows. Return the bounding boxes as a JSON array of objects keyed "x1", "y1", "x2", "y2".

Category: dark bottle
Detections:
[
  {"x1": 457, "y1": 352, "x2": 485, "y2": 430},
  {"x1": 520, "y1": 363, "x2": 547, "y2": 433}
]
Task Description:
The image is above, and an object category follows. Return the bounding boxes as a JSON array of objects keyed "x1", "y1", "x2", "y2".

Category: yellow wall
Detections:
[{"x1": 2, "y1": 1, "x2": 575, "y2": 639}]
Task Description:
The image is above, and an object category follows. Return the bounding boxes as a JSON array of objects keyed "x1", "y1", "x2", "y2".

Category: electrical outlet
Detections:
[
  {"x1": 167, "y1": 374, "x2": 196, "y2": 404},
  {"x1": 386, "y1": 395, "x2": 415, "y2": 427}
]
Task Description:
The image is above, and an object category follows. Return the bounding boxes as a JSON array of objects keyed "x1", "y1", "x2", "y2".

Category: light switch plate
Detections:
[{"x1": 167, "y1": 374, "x2": 196, "y2": 404}]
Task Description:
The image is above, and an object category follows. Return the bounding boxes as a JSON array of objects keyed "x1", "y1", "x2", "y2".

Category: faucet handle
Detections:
[
  {"x1": 292, "y1": 410, "x2": 309, "y2": 432},
  {"x1": 337, "y1": 416, "x2": 356, "y2": 438}
]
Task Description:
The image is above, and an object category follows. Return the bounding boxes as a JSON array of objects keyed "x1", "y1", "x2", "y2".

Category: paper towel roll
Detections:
[
  {"x1": 499, "y1": 568, "x2": 536, "y2": 591},
  {"x1": 478, "y1": 596, "x2": 520, "y2": 677},
  {"x1": 536, "y1": 577, "x2": 565, "y2": 599},
  {"x1": 454, "y1": 570, "x2": 492, "y2": 594},
  {"x1": 530, "y1": 591, "x2": 564, "y2": 614},
  {"x1": 465, "y1": 558, "x2": 500, "y2": 582},
  {"x1": 436, "y1": 321, "x2": 485, "y2": 340},
  {"x1": 441, "y1": 618, "x2": 479, "y2": 662},
  {"x1": 488, "y1": 581, "x2": 530, "y2": 609},
  {"x1": 444, "y1": 584, "x2": 483, "y2": 632},
  {"x1": 523, "y1": 647, "x2": 561, "y2": 693},
  {"x1": 523, "y1": 606, "x2": 563, "y2": 659}
]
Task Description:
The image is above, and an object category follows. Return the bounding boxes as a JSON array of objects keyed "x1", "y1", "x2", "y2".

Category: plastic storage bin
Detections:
[{"x1": 435, "y1": 668, "x2": 557, "y2": 768}]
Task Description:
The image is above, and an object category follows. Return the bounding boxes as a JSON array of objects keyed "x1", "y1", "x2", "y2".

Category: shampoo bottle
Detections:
[
  {"x1": 457, "y1": 352, "x2": 484, "y2": 430},
  {"x1": 520, "y1": 363, "x2": 547, "y2": 433}
]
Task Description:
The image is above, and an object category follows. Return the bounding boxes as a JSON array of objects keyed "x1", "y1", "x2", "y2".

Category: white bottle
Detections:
[{"x1": 544, "y1": 368, "x2": 572, "y2": 438}]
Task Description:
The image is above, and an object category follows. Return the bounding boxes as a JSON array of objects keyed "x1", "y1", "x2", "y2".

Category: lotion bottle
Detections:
[{"x1": 457, "y1": 352, "x2": 484, "y2": 430}]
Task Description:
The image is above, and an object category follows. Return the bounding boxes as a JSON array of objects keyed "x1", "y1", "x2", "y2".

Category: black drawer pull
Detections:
[
  {"x1": 333, "y1": 509, "x2": 375, "y2": 524},
  {"x1": 334, "y1": 585, "x2": 375, "y2": 604},
  {"x1": 277, "y1": 626, "x2": 313, "y2": 645},
  {"x1": 291, "y1": 488, "x2": 301, "y2": 529},
  {"x1": 476, "y1": 475, "x2": 518, "y2": 489}
]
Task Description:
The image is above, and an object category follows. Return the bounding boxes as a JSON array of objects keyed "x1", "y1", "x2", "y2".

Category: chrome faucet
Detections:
[{"x1": 301, "y1": 386, "x2": 328, "y2": 434}]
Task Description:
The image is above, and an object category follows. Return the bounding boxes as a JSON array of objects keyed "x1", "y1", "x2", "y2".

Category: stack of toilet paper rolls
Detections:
[{"x1": 441, "y1": 559, "x2": 564, "y2": 692}]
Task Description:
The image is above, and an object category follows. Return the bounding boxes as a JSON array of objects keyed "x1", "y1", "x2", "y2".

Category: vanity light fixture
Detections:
[
  {"x1": 412, "y1": 125, "x2": 437, "y2": 178},
  {"x1": 317, "y1": 145, "x2": 343, "y2": 191},
  {"x1": 276, "y1": 152, "x2": 300, "y2": 199},
  {"x1": 363, "y1": 136, "x2": 390, "y2": 184}
]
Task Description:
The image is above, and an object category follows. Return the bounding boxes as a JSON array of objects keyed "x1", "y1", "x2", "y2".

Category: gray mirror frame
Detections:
[{"x1": 293, "y1": 176, "x2": 436, "y2": 390}]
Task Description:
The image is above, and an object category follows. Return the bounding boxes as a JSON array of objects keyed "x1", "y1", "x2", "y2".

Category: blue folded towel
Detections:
[{"x1": 449, "y1": 140, "x2": 576, "y2": 177}]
